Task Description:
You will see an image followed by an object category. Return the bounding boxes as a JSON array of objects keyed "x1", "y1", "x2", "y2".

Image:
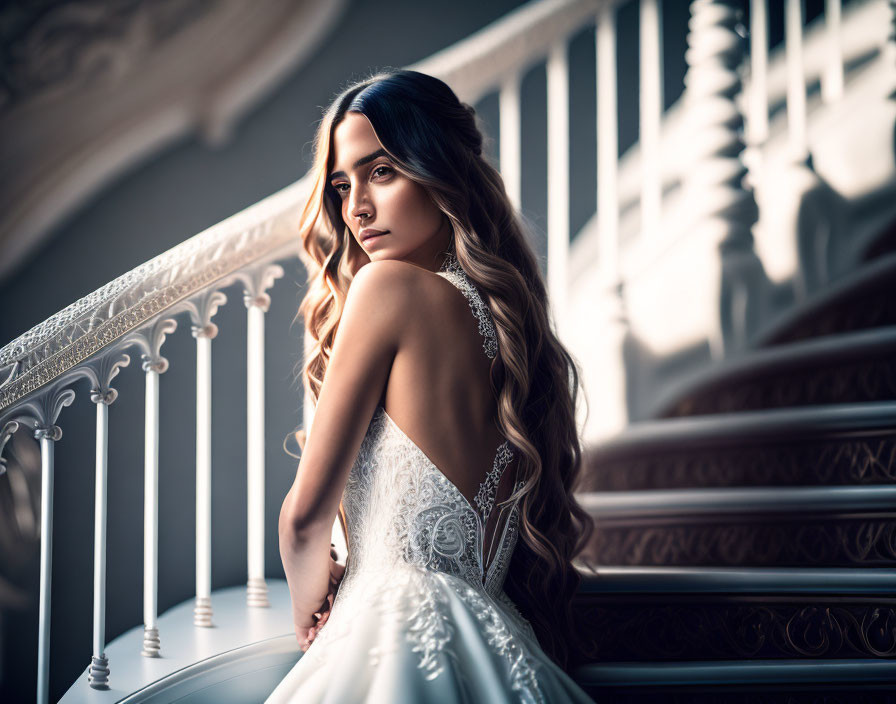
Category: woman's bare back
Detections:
[{"x1": 376, "y1": 263, "x2": 519, "y2": 562}]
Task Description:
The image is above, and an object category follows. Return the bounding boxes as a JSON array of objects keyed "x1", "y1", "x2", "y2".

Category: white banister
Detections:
[
  {"x1": 242, "y1": 263, "x2": 283, "y2": 608},
  {"x1": 786, "y1": 0, "x2": 809, "y2": 161},
  {"x1": 88, "y1": 399, "x2": 111, "y2": 688},
  {"x1": 822, "y1": 0, "x2": 844, "y2": 103},
  {"x1": 125, "y1": 317, "x2": 178, "y2": 657},
  {"x1": 597, "y1": 4, "x2": 619, "y2": 280},
  {"x1": 499, "y1": 74, "x2": 523, "y2": 214},
  {"x1": 547, "y1": 40, "x2": 571, "y2": 330},
  {"x1": 143, "y1": 367, "x2": 161, "y2": 651},
  {"x1": 35, "y1": 428, "x2": 56, "y2": 704},
  {"x1": 24, "y1": 385, "x2": 75, "y2": 704},
  {"x1": 83, "y1": 353, "x2": 129, "y2": 689},
  {"x1": 684, "y1": 0, "x2": 765, "y2": 356},
  {"x1": 246, "y1": 303, "x2": 268, "y2": 607},
  {"x1": 413, "y1": 0, "x2": 622, "y2": 106},
  {"x1": 639, "y1": 0, "x2": 664, "y2": 239},
  {"x1": 747, "y1": 0, "x2": 769, "y2": 185},
  {"x1": 195, "y1": 332, "x2": 213, "y2": 627},
  {"x1": 188, "y1": 290, "x2": 226, "y2": 628}
]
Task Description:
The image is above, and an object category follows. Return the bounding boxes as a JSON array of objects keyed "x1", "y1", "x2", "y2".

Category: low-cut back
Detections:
[{"x1": 265, "y1": 251, "x2": 595, "y2": 703}]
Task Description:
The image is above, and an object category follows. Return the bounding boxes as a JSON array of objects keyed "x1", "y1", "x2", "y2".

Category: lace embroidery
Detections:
[
  {"x1": 317, "y1": 406, "x2": 543, "y2": 700},
  {"x1": 437, "y1": 251, "x2": 498, "y2": 359},
  {"x1": 474, "y1": 441, "x2": 514, "y2": 526},
  {"x1": 443, "y1": 575, "x2": 546, "y2": 704},
  {"x1": 484, "y1": 479, "x2": 525, "y2": 598}
]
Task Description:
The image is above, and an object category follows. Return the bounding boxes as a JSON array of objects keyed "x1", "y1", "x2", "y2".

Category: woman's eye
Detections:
[{"x1": 331, "y1": 166, "x2": 391, "y2": 196}]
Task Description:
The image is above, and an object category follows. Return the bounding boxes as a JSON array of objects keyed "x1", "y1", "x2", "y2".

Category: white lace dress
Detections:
[{"x1": 265, "y1": 255, "x2": 596, "y2": 703}]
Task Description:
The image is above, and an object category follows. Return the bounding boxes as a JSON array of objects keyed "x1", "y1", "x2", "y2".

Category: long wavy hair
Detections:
[{"x1": 292, "y1": 68, "x2": 597, "y2": 672}]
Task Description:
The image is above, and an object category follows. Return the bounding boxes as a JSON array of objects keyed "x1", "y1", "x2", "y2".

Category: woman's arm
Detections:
[{"x1": 278, "y1": 260, "x2": 420, "y2": 639}]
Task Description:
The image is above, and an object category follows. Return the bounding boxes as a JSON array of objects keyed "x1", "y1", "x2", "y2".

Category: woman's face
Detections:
[{"x1": 329, "y1": 111, "x2": 451, "y2": 271}]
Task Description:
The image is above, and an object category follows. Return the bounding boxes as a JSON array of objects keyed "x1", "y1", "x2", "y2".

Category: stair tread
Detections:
[
  {"x1": 578, "y1": 484, "x2": 896, "y2": 514},
  {"x1": 575, "y1": 564, "x2": 896, "y2": 593},
  {"x1": 591, "y1": 400, "x2": 896, "y2": 456},
  {"x1": 573, "y1": 658, "x2": 896, "y2": 686},
  {"x1": 651, "y1": 326, "x2": 896, "y2": 418}
]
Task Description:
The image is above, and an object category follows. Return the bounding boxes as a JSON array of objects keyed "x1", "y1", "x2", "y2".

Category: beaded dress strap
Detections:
[
  {"x1": 436, "y1": 252, "x2": 498, "y2": 360},
  {"x1": 435, "y1": 252, "x2": 513, "y2": 536}
]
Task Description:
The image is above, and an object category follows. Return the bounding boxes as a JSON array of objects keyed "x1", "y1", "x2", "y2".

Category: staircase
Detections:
[
  {"x1": 0, "y1": 0, "x2": 894, "y2": 702},
  {"x1": 571, "y1": 258, "x2": 896, "y2": 699}
]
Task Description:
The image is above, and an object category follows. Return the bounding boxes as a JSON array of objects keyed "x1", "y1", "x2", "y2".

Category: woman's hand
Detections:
[{"x1": 297, "y1": 545, "x2": 346, "y2": 652}]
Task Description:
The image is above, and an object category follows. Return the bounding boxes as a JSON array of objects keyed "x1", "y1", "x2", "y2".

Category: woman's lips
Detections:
[{"x1": 361, "y1": 230, "x2": 389, "y2": 244}]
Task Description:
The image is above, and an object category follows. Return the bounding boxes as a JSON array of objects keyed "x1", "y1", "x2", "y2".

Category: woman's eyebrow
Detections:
[{"x1": 329, "y1": 148, "x2": 388, "y2": 181}]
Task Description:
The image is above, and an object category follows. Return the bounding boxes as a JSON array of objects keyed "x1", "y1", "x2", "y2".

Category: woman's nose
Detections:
[{"x1": 349, "y1": 186, "x2": 372, "y2": 222}]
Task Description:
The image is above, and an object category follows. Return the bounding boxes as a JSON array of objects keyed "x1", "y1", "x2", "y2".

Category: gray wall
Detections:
[{"x1": 0, "y1": 0, "x2": 830, "y2": 700}]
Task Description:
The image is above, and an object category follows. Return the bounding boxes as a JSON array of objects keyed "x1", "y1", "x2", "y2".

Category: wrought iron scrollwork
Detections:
[
  {"x1": 572, "y1": 597, "x2": 896, "y2": 660},
  {"x1": 587, "y1": 435, "x2": 896, "y2": 491},
  {"x1": 586, "y1": 518, "x2": 896, "y2": 567}
]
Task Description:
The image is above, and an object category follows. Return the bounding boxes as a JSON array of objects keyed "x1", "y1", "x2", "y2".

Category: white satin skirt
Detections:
[{"x1": 264, "y1": 567, "x2": 597, "y2": 704}]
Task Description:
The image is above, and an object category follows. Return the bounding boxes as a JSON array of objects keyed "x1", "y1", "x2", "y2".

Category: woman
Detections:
[{"x1": 268, "y1": 69, "x2": 597, "y2": 703}]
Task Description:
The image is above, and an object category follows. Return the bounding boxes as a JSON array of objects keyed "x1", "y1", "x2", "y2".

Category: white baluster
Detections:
[
  {"x1": 35, "y1": 428, "x2": 57, "y2": 704},
  {"x1": 125, "y1": 318, "x2": 176, "y2": 656},
  {"x1": 242, "y1": 264, "x2": 283, "y2": 608},
  {"x1": 822, "y1": 0, "x2": 843, "y2": 104},
  {"x1": 20, "y1": 385, "x2": 75, "y2": 704},
  {"x1": 84, "y1": 352, "x2": 128, "y2": 689},
  {"x1": 89, "y1": 402, "x2": 111, "y2": 687},
  {"x1": 783, "y1": 0, "x2": 846, "y2": 298},
  {"x1": 684, "y1": 0, "x2": 767, "y2": 355},
  {"x1": 195, "y1": 332, "x2": 213, "y2": 626},
  {"x1": 786, "y1": 0, "x2": 808, "y2": 162},
  {"x1": 597, "y1": 5, "x2": 619, "y2": 281},
  {"x1": 143, "y1": 367, "x2": 161, "y2": 650},
  {"x1": 186, "y1": 291, "x2": 226, "y2": 627},
  {"x1": 746, "y1": 0, "x2": 769, "y2": 184},
  {"x1": 547, "y1": 40, "x2": 570, "y2": 332},
  {"x1": 589, "y1": 3, "x2": 631, "y2": 440},
  {"x1": 499, "y1": 74, "x2": 523, "y2": 214},
  {"x1": 640, "y1": 0, "x2": 664, "y2": 239}
]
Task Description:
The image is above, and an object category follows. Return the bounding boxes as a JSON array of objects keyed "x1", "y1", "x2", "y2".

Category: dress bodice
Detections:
[{"x1": 340, "y1": 252, "x2": 523, "y2": 599}]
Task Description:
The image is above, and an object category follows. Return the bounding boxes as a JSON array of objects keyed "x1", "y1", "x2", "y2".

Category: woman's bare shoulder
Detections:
[{"x1": 352, "y1": 260, "x2": 451, "y2": 305}]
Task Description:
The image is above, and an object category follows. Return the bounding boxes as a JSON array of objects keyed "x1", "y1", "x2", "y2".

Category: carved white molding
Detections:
[
  {"x1": 0, "y1": 0, "x2": 348, "y2": 283},
  {"x1": 123, "y1": 318, "x2": 178, "y2": 374},
  {"x1": 237, "y1": 263, "x2": 285, "y2": 313},
  {"x1": 11, "y1": 384, "x2": 77, "y2": 441},
  {"x1": 83, "y1": 352, "x2": 131, "y2": 406},
  {"x1": 185, "y1": 290, "x2": 228, "y2": 341}
]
